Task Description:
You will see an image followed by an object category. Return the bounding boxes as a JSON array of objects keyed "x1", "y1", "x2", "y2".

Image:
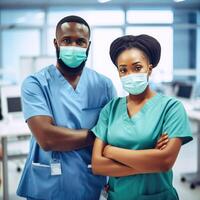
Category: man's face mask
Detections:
[
  {"x1": 59, "y1": 46, "x2": 87, "y2": 68},
  {"x1": 56, "y1": 42, "x2": 90, "y2": 74},
  {"x1": 120, "y1": 73, "x2": 149, "y2": 95}
]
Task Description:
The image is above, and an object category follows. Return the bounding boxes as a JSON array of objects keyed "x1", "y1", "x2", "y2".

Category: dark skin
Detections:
[
  {"x1": 26, "y1": 22, "x2": 93, "y2": 152},
  {"x1": 26, "y1": 24, "x2": 168, "y2": 153}
]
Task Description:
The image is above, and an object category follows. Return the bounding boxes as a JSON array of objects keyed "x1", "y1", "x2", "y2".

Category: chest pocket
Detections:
[{"x1": 81, "y1": 107, "x2": 103, "y2": 129}]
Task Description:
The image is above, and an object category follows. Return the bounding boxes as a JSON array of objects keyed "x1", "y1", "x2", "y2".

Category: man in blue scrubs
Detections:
[{"x1": 17, "y1": 15, "x2": 116, "y2": 200}]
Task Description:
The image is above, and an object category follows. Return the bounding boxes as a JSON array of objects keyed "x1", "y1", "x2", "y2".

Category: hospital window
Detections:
[
  {"x1": 0, "y1": 10, "x2": 44, "y2": 26},
  {"x1": 173, "y1": 28, "x2": 196, "y2": 69},
  {"x1": 47, "y1": 9, "x2": 125, "y2": 26},
  {"x1": 173, "y1": 10, "x2": 198, "y2": 81},
  {"x1": 126, "y1": 10, "x2": 173, "y2": 24},
  {"x1": 91, "y1": 28, "x2": 124, "y2": 96},
  {"x1": 2, "y1": 30, "x2": 40, "y2": 83}
]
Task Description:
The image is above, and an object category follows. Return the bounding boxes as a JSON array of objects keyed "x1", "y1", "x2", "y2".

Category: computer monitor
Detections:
[
  {"x1": 175, "y1": 83, "x2": 193, "y2": 99},
  {"x1": 7, "y1": 97, "x2": 22, "y2": 113},
  {"x1": 0, "y1": 85, "x2": 22, "y2": 120}
]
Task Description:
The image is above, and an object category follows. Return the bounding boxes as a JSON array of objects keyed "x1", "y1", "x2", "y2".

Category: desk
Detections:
[
  {"x1": 0, "y1": 119, "x2": 30, "y2": 200},
  {"x1": 180, "y1": 99, "x2": 200, "y2": 189}
]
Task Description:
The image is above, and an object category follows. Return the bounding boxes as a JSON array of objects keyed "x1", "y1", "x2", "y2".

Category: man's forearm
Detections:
[
  {"x1": 28, "y1": 116, "x2": 95, "y2": 152},
  {"x1": 34, "y1": 123, "x2": 95, "y2": 151},
  {"x1": 53, "y1": 127, "x2": 94, "y2": 151}
]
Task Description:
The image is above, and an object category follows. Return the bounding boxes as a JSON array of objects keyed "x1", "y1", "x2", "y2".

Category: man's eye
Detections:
[
  {"x1": 76, "y1": 40, "x2": 85, "y2": 45},
  {"x1": 64, "y1": 39, "x2": 71, "y2": 44}
]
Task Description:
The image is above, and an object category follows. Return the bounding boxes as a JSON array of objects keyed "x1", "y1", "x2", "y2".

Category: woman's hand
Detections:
[
  {"x1": 103, "y1": 145, "x2": 113, "y2": 158},
  {"x1": 155, "y1": 133, "x2": 169, "y2": 150}
]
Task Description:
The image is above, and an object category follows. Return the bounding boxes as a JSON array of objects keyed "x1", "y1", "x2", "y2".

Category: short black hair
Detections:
[
  {"x1": 110, "y1": 34, "x2": 161, "y2": 68},
  {"x1": 56, "y1": 15, "x2": 91, "y2": 38}
]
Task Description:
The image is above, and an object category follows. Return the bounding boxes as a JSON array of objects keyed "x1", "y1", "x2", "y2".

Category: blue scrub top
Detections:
[
  {"x1": 92, "y1": 94, "x2": 193, "y2": 200},
  {"x1": 17, "y1": 65, "x2": 116, "y2": 200}
]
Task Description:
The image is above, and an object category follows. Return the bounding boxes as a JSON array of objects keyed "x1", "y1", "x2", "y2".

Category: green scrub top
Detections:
[{"x1": 92, "y1": 93, "x2": 193, "y2": 200}]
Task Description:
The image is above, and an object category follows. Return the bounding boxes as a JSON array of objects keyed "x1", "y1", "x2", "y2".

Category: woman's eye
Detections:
[
  {"x1": 135, "y1": 66, "x2": 142, "y2": 71},
  {"x1": 119, "y1": 68, "x2": 126, "y2": 73}
]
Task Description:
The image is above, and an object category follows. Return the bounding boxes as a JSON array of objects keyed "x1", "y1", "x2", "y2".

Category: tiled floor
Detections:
[{"x1": 1, "y1": 134, "x2": 200, "y2": 200}]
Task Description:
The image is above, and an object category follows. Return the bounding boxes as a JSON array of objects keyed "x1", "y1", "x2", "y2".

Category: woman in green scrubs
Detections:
[{"x1": 91, "y1": 34, "x2": 193, "y2": 200}]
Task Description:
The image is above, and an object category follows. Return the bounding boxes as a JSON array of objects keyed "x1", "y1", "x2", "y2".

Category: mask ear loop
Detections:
[
  {"x1": 148, "y1": 64, "x2": 153, "y2": 74},
  {"x1": 86, "y1": 41, "x2": 91, "y2": 57},
  {"x1": 147, "y1": 64, "x2": 153, "y2": 81},
  {"x1": 82, "y1": 41, "x2": 91, "y2": 65},
  {"x1": 54, "y1": 39, "x2": 60, "y2": 59}
]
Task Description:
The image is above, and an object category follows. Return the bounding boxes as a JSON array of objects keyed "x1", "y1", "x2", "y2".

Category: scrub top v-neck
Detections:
[
  {"x1": 17, "y1": 65, "x2": 117, "y2": 200},
  {"x1": 92, "y1": 93, "x2": 193, "y2": 200},
  {"x1": 54, "y1": 64, "x2": 86, "y2": 96}
]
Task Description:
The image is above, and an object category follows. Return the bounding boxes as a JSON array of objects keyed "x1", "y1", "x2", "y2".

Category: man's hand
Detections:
[{"x1": 155, "y1": 133, "x2": 169, "y2": 150}]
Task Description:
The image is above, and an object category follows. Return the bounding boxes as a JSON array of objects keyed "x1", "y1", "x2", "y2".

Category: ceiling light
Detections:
[
  {"x1": 174, "y1": 0, "x2": 185, "y2": 2},
  {"x1": 98, "y1": 0, "x2": 112, "y2": 3}
]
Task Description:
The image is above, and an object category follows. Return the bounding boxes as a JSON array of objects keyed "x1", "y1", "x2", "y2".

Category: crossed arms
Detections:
[
  {"x1": 92, "y1": 136, "x2": 182, "y2": 177},
  {"x1": 27, "y1": 115, "x2": 174, "y2": 163}
]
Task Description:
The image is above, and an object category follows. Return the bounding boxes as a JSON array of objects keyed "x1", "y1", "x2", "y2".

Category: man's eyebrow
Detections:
[
  {"x1": 61, "y1": 36, "x2": 71, "y2": 39},
  {"x1": 77, "y1": 38, "x2": 87, "y2": 41},
  {"x1": 61, "y1": 36, "x2": 87, "y2": 40}
]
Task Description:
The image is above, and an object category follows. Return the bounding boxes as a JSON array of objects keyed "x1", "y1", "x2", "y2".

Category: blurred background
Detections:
[{"x1": 0, "y1": 0, "x2": 200, "y2": 199}]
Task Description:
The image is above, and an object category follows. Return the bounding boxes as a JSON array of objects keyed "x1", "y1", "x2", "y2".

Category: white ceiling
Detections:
[{"x1": 0, "y1": 0, "x2": 200, "y2": 9}]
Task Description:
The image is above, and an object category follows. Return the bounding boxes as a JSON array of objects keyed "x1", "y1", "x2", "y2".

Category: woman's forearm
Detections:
[
  {"x1": 104, "y1": 147, "x2": 166, "y2": 172},
  {"x1": 103, "y1": 139, "x2": 182, "y2": 173},
  {"x1": 92, "y1": 156, "x2": 142, "y2": 177}
]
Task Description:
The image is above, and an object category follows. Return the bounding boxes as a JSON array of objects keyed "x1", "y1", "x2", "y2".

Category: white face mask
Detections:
[{"x1": 120, "y1": 73, "x2": 148, "y2": 95}]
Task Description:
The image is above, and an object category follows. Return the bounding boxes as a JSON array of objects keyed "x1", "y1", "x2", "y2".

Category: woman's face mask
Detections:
[
  {"x1": 59, "y1": 46, "x2": 87, "y2": 68},
  {"x1": 120, "y1": 73, "x2": 148, "y2": 95}
]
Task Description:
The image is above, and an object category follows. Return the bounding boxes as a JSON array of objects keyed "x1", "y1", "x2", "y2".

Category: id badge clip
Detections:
[
  {"x1": 101, "y1": 184, "x2": 109, "y2": 199},
  {"x1": 50, "y1": 158, "x2": 62, "y2": 176}
]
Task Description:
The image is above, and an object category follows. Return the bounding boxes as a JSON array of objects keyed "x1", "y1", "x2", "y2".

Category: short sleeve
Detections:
[
  {"x1": 91, "y1": 101, "x2": 112, "y2": 143},
  {"x1": 21, "y1": 76, "x2": 53, "y2": 121},
  {"x1": 107, "y1": 79, "x2": 117, "y2": 101},
  {"x1": 162, "y1": 100, "x2": 193, "y2": 145}
]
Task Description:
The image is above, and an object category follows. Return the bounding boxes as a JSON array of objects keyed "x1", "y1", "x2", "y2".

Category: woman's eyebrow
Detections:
[
  {"x1": 119, "y1": 64, "x2": 127, "y2": 68},
  {"x1": 132, "y1": 61, "x2": 141, "y2": 65}
]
